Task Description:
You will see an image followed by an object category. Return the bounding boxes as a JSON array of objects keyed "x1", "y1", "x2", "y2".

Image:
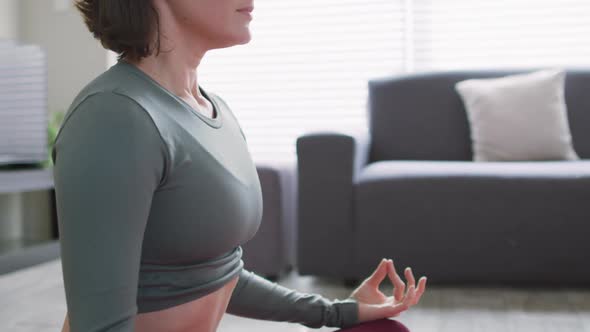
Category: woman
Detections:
[{"x1": 54, "y1": 1, "x2": 428, "y2": 331}]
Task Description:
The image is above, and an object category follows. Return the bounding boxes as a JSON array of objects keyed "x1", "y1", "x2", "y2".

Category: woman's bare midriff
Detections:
[{"x1": 60, "y1": 274, "x2": 240, "y2": 332}]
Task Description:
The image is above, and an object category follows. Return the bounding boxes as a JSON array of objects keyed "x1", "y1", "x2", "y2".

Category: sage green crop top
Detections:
[{"x1": 51, "y1": 59, "x2": 359, "y2": 331}]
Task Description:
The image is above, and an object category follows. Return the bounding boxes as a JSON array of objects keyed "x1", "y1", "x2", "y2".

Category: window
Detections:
[
  {"x1": 200, "y1": 0, "x2": 407, "y2": 164},
  {"x1": 112, "y1": 0, "x2": 590, "y2": 164},
  {"x1": 412, "y1": 0, "x2": 590, "y2": 71}
]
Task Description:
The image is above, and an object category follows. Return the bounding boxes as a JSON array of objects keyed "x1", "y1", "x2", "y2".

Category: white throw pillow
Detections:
[{"x1": 454, "y1": 69, "x2": 579, "y2": 161}]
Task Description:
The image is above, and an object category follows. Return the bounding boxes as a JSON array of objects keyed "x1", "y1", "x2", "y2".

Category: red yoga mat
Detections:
[{"x1": 334, "y1": 318, "x2": 411, "y2": 332}]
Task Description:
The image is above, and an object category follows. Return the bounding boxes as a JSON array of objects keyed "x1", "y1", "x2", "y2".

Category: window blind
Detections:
[
  {"x1": 200, "y1": 0, "x2": 407, "y2": 164},
  {"x1": 412, "y1": 0, "x2": 590, "y2": 71}
]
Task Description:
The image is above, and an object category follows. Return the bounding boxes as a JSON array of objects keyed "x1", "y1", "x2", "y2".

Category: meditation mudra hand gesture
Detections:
[{"x1": 348, "y1": 259, "x2": 427, "y2": 324}]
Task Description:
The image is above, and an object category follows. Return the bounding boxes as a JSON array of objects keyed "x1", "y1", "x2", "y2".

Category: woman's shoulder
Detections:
[
  {"x1": 57, "y1": 90, "x2": 160, "y2": 143},
  {"x1": 51, "y1": 89, "x2": 171, "y2": 183},
  {"x1": 58, "y1": 61, "x2": 174, "y2": 140},
  {"x1": 65, "y1": 64, "x2": 155, "y2": 117},
  {"x1": 53, "y1": 86, "x2": 171, "y2": 167}
]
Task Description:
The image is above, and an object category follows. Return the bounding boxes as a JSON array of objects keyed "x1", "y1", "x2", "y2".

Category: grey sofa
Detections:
[{"x1": 296, "y1": 69, "x2": 590, "y2": 287}]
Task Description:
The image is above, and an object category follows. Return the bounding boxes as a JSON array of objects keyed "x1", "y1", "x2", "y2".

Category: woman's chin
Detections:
[
  {"x1": 210, "y1": 30, "x2": 251, "y2": 50},
  {"x1": 229, "y1": 30, "x2": 252, "y2": 46},
  {"x1": 237, "y1": 34, "x2": 252, "y2": 45}
]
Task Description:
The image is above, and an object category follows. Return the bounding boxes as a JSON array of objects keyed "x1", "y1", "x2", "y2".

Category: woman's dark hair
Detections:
[{"x1": 74, "y1": 0, "x2": 163, "y2": 63}]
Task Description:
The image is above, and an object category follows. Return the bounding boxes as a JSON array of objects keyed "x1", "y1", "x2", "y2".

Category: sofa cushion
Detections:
[
  {"x1": 358, "y1": 160, "x2": 590, "y2": 182},
  {"x1": 354, "y1": 160, "x2": 590, "y2": 284},
  {"x1": 454, "y1": 69, "x2": 579, "y2": 161}
]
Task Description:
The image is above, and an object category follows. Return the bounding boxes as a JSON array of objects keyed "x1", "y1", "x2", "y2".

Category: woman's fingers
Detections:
[
  {"x1": 405, "y1": 267, "x2": 416, "y2": 289},
  {"x1": 366, "y1": 258, "x2": 390, "y2": 287},
  {"x1": 385, "y1": 285, "x2": 416, "y2": 317},
  {"x1": 386, "y1": 260, "x2": 428, "y2": 308},
  {"x1": 405, "y1": 285, "x2": 417, "y2": 304},
  {"x1": 411, "y1": 277, "x2": 427, "y2": 305},
  {"x1": 386, "y1": 260, "x2": 405, "y2": 302}
]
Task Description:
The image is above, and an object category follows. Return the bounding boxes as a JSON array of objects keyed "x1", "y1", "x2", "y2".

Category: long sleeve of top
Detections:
[
  {"x1": 227, "y1": 269, "x2": 358, "y2": 329},
  {"x1": 51, "y1": 60, "x2": 360, "y2": 332},
  {"x1": 52, "y1": 92, "x2": 165, "y2": 331}
]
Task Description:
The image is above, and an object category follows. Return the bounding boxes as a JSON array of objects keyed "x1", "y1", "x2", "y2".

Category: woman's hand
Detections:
[{"x1": 348, "y1": 259, "x2": 427, "y2": 324}]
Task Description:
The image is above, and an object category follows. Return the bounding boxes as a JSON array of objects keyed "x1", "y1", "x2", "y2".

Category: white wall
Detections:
[
  {"x1": 0, "y1": 0, "x2": 18, "y2": 39},
  {"x1": 18, "y1": 0, "x2": 110, "y2": 115}
]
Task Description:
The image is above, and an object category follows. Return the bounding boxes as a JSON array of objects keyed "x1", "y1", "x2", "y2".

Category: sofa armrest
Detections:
[
  {"x1": 296, "y1": 130, "x2": 370, "y2": 278},
  {"x1": 351, "y1": 131, "x2": 371, "y2": 184}
]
